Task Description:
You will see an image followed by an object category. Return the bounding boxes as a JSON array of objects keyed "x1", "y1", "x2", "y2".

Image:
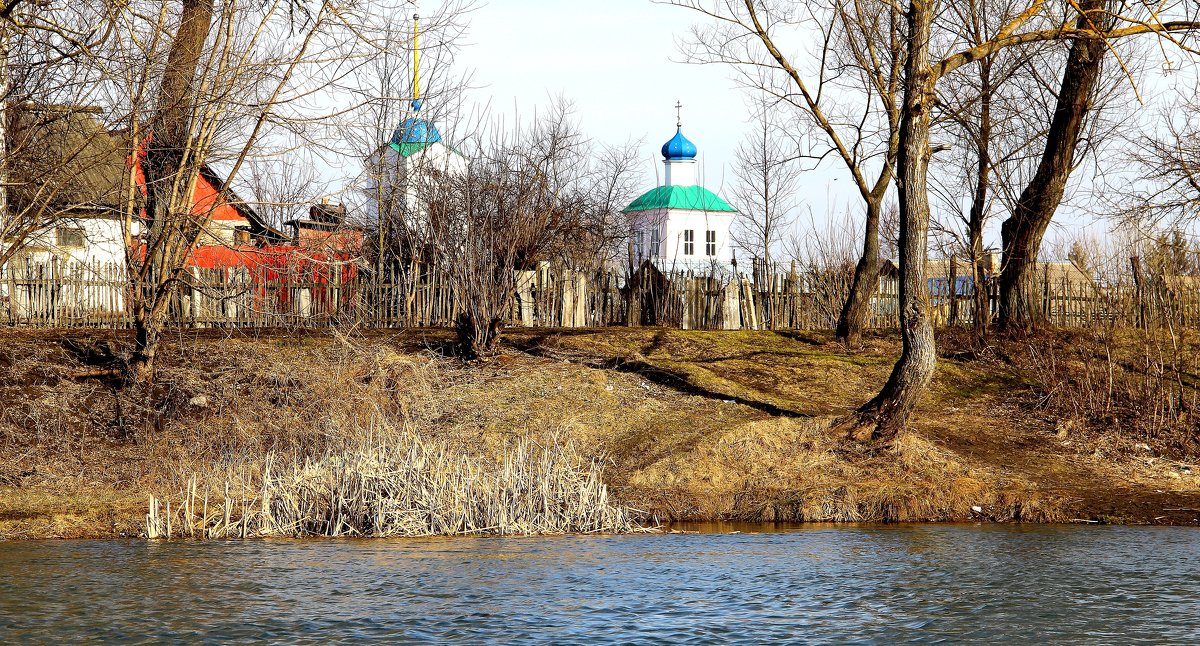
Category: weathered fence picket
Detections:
[{"x1": 3, "y1": 259, "x2": 1200, "y2": 331}]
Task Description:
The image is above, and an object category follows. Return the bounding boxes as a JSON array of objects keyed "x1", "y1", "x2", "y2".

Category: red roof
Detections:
[
  {"x1": 193, "y1": 173, "x2": 246, "y2": 222},
  {"x1": 128, "y1": 133, "x2": 249, "y2": 224}
]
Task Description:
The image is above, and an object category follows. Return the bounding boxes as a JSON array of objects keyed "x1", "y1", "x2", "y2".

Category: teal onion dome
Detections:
[
  {"x1": 391, "y1": 117, "x2": 442, "y2": 145},
  {"x1": 661, "y1": 127, "x2": 697, "y2": 160}
]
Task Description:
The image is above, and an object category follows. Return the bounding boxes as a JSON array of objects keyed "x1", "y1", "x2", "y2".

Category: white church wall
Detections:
[
  {"x1": 664, "y1": 159, "x2": 696, "y2": 187},
  {"x1": 349, "y1": 142, "x2": 467, "y2": 229},
  {"x1": 629, "y1": 208, "x2": 734, "y2": 266},
  {"x1": 661, "y1": 209, "x2": 734, "y2": 265}
]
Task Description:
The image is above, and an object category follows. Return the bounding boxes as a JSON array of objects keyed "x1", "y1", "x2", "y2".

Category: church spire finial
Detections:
[
  {"x1": 675, "y1": 100, "x2": 682, "y2": 128},
  {"x1": 411, "y1": 12, "x2": 422, "y2": 112}
]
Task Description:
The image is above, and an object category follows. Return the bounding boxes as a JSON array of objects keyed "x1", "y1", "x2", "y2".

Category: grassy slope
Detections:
[{"x1": 2, "y1": 327, "x2": 1198, "y2": 539}]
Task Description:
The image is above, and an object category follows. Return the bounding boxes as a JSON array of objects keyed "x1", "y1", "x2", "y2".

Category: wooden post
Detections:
[
  {"x1": 948, "y1": 257, "x2": 959, "y2": 327},
  {"x1": 1131, "y1": 255, "x2": 1145, "y2": 329}
]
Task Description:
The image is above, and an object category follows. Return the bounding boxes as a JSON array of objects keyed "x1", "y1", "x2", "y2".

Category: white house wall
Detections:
[
  {"x1": 1, "y1": 216, "x2": 134, "y2": 318},
  {"x1": 11, "y1": 216, "x2": 134, "y2": 267}
]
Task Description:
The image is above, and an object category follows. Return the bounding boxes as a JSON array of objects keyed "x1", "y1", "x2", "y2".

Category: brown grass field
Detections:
[{"x1": 2, "y1": 326, "x2": 1199, "y2": 539}]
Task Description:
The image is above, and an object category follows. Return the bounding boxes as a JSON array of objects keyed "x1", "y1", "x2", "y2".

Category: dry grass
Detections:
[
  {"x1": 4, "y1": 327, "x2": 1200, "y2": 538},
  {"x1": 615, "y1": 416, "x2": 1065, "y2": 524},
  {"x1": 145, "y1": 432, "x2": 639, "y2": 538},
  {"x1": 994, "y1": 327, "x2": 1200, "y2": 455}
]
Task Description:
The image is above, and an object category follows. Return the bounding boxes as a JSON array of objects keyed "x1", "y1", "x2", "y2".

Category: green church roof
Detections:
[
  {"x1": 390, "y1": 140, "x2": 466, "y2": 158},
  {"x1": 390, "y1": 141, "x2": 434, "y2": 158},
  {"x1": 623, "y1": 185, "x2": 737, "y2": 213}
]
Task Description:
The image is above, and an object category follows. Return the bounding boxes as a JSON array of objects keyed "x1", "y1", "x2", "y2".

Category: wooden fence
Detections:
[{"x1": 3, "y1": 258, "x2": 1199, "y2": 331}]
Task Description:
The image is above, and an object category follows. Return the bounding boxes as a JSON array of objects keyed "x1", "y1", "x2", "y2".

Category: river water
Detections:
[{"x1": 1, "y1": 524, "x2": 1197, "y2": 643}]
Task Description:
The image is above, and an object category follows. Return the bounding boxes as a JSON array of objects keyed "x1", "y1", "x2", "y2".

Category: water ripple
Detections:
[{"x1": 2, "y1": 525, "x2": 1199, "y2": 643}]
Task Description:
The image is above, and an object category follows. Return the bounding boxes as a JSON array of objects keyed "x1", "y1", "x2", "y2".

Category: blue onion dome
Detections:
[
  {"x1": 391, "y1": 117, "x2": 442, "y2": 145},
  {"x1": 661, "y1": 127, "x2": 697, "y2": 160}
]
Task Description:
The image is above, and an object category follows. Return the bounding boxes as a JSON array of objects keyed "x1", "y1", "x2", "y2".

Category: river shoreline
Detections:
[{"x1": 3, "y1": 327, "x2": 1199, "y2": 540}]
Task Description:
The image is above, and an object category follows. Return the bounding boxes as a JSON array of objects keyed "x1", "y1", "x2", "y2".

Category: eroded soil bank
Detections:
[{"x1": 2, "y1": 327, "x2": 1198, "y2": 539}]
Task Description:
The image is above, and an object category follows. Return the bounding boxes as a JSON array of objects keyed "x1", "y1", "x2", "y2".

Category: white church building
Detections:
[
  {"x1": 354, "y1": 98, "x2": 467, "y2": 229},
  {"x1": 623, "y1": 111, "x2": 737, "y2": 269},
  {"x1": 349, "y1": 13, "x2": 467, "y2": 231}
]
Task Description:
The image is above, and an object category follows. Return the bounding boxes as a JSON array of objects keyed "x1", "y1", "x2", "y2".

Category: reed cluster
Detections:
[{"x1": 145, "y1": 433, "x2": 641, "y2": 539}]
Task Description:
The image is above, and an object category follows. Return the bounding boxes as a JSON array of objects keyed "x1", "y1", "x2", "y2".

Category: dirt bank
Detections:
[{"x1": 2, "y1": 327, "x2": 1198, "y2": 539}]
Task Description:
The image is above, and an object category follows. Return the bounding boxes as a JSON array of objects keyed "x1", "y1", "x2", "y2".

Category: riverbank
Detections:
[{"x1": 2, "y1": 327, "x2": 1199, "y2": 538}]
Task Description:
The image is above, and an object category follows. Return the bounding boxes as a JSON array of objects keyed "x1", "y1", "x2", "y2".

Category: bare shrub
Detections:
[{"x1": 421, "y1": 101, "x2": 604, "y2": 358}]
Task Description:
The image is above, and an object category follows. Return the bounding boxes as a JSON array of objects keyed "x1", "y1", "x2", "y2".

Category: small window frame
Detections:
[{"x1": 56, "y1": 226, "x2": 86, "y2": 249}]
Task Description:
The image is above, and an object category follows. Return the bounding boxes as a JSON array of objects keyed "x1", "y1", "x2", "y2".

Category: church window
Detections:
[
  {"x1": 650, "y1": 229, "x2": 661, "y2": 257},
  {"x1": 706, "y1": 230, "x2": 716, "y2": 256},
  {"x1": 633, "y1": 229, "x2": 645, "y2": 260},
  {"x1": 683, "y1": 230, "x2": 694, "y2": 255}
]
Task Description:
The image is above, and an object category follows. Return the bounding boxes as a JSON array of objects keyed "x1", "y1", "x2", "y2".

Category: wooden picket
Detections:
[{"x1": 4, "y1": 258, "x2": 1200, "y2": 331}]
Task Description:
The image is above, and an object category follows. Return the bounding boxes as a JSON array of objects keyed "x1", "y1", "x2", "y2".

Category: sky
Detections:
[
  {"x1": 381, "y1": 0, "x2": 1197, "y2": 257},
  {"x1": 447, "y1": 0, "x2": 859, "y2": 250},
  {"x1": 456, "y1": 0, "x2": 749, "y2": 190}
]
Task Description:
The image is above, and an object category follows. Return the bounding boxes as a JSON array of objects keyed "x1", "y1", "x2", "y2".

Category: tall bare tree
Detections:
[
  {"x1": 670, "y1": 0, "x2": 904, "y2": 346},
  {"x1": 684, "y1": 0, "x2": 1200, "y2": 439},
  {"x1": 120, "y1": 0, "x2": 364, "y2": 382},
  {"x1": 996, "y1": 0, "x2": 1119, "y2": 333},
  {"x1": 929, "y1": 0, "x2": 1056, "y2": 333},
  {"x1": 731, "y1": 95, "x2": 802, "y2": 273}
]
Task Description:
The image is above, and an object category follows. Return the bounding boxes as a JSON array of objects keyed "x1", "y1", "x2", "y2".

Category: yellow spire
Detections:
[{"x1": 412, "y1": 13, "x2": 420, "y2": 103}]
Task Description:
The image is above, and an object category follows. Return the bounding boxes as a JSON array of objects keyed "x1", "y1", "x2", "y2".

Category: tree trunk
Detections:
[
  {"x1": 968, "y1": 59, "x2": 992, "y2": 335},
  {"x1": 998, "y1": 0, "x2": 1109, "y2": 333},
  {"x1": 128, "y1": 316, "x2": 160, "y2": 384},
  {"x1": 128, "y1": 0, "x2": 215, "y2": 384},
  {"x1": 836, "y1": 196, "x2": 883, "y2": 346},
  {"x1": 845, "y1": 0, "x2": 936, "y2": 442},
  {"x1": 456, "y1": 313, "x2": 504, "y2": 360},
  {"x1": 0, "y1": 20, "x2": 9, "y2": 236}
]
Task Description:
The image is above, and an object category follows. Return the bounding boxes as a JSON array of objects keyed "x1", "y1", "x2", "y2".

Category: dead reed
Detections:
[{"x1": 145, "y1": 432, "x2": 643, "y2": 539}]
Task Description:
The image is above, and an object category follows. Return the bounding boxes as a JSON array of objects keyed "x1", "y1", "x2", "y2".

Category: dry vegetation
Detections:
[
  {"x1": 2, "y1": 326, "x2": 1199, "y2": 539},
  {"x1": 144, "y1": 433, "x2": 636, "y2": 538}
]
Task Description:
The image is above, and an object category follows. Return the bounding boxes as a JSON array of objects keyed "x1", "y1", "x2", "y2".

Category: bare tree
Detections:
[
  {"x1": 568, "y1": 139, "x2": 643, "y2": 272},
  {"x1": 669, "y1": 0, "x2": 904, "y2": 346},
  {"x1": 245, "y1": 157, "x2": 323, "y2": 232},
  {"x1": 0, "y1": 0, "x2": 115, "y2": 266},
  {"x1": 731, "y1": 95, "x2": 802, "y2": 273},
  {"x1": 118, "y1": 0, "x2": 367, "y2": 382},
  {"x1": 422, "y1": 101, "x2": 595, "y2": 358},
  {"x1": 995, "y1": 0, "x2": 1151, "y2": 333},
  {"x1": 1119, "y1": 88, "x2": 1200, "y2": 230},
  {"x1": 929, "y1": 0, "x2": 1056, "y2": 334},
  {"x1": 686, "y1": 0, "x2": 1200, "y2": 439}
]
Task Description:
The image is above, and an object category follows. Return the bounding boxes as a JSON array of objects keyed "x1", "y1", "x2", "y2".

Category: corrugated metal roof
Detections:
[{"x1": 623, "y1": 185, "x2": 737, "y2": 213}]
